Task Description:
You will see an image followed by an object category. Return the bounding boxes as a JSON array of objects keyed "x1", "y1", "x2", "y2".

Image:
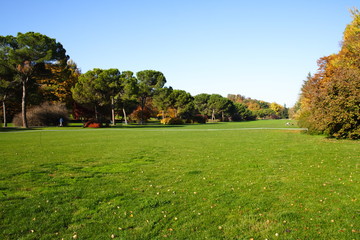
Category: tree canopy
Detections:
[
  {"x1": 136, "y1": 70, "x2": 166, "y2": 109},
  {"x1": 298, "y1": 9, "x2": 360, "y2": 139},
  {"x1": 0, "y1": 32, "x2": 68, "y2": 128},
  {"x1": 1, "y1": 31, "x2": 290, "y2": 127}
]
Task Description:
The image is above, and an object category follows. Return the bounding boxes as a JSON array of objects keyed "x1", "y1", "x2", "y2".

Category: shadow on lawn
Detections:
[
  {"x1": 0, "y1": 127, "x2": 41, "y2": 132},
  {"x1": 111, "y1": 124, "x2": 185, "y2": 129},
  {"x1": 1, "y1": 122, "x2": 214, "y2": 131}
]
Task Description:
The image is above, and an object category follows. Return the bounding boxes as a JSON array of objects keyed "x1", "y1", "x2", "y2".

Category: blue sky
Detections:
[{"x1": 1, "y1": 0, "x2": 358, "y2": 107}]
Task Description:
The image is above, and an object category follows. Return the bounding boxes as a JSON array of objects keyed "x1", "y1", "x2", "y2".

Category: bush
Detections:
[
  {"x1": 84, "y1": 120, "x2": 102, "y2": 128},
  {"x1": 129, "y1": 107, "x2": 152, "y2": 124},
  {"x1": 13, "y1": 102, "x2": 69, "y2": 127},
  {"x1": 191, "y1": 114, "x2": 207, "y2": 124},
  {"x1": 160, "y1": 117, "x2": 170, "y2": 124},
  {"x1": 208, "y1": 119, "x2": 220, "y2": 123},
  {"x1": 160, "y1": 117, "x2": 184, "y2": 125}
]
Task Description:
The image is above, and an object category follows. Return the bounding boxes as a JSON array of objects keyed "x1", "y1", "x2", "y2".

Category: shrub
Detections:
[
  {"x1": 129, "y1": 106, "x2": 152, "y2": 123},
  {"x1": 84, "y1": 120, "x2": 102, "y2": 128},
  {"x1": 160, "y1": 117, "x2": 184, "y2": 125},
  {"x1": 160, "y1": 117, "x2": 171, "y2": 124},
  {"x1": 13, "y1": 102, "x2": 69, "y2": 127},
  {"x1": 208, "y1": 119, "x2": 220, "y2": 123},
  {"x1": 191, "y1": 114, "x2": 207, "y2": 124}
]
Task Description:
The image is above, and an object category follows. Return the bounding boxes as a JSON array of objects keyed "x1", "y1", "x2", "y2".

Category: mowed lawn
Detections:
[{"x1": 0, "y1": 120, "x2": 359, "y2": 239}]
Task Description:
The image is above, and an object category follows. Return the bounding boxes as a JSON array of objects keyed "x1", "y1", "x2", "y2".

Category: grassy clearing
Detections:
[{"x1": 0, "y1": 120, "x2": 359, "y2": 239}]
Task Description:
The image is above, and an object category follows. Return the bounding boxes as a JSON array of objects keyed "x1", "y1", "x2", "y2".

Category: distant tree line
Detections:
[
  {"x1": 1, "y1": 32, "x2": 288, "y2": 128},
  {"x1": 292, "y1": 8, "x2": 360, "y2": 139},
  {"x1": 227, "y1": 94, "x2": 288, "y2": 120}
]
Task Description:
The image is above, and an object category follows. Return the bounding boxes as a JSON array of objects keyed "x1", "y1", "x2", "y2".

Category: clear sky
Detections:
[{"x1": 1, "y1": 0, "x2": 358, "y2": 107}]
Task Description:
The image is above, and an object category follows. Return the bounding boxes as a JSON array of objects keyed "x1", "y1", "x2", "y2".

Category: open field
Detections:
[{"x1": 0, "y1": 120, "x2": 359, "y2": 239}]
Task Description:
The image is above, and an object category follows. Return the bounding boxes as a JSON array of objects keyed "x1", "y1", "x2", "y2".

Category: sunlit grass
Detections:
[{"x1": 0, "y1": 120, "x2": 359, "y2": 239}]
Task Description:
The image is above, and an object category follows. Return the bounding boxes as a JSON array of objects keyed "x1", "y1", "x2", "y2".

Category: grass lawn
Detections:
[{"x1": 0, "y1": 120, "x2": 359, "y2": 239}]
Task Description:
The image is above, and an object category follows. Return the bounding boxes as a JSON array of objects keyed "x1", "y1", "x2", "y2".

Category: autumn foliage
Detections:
[
  {"x1": 160, "y1": 117, "x2": 184, "y2": 125},
  {"x1": 298, "y1": 9, "x2": 360, "y2": 139},
  {"x1": 83, "y1": 120, "x2": 102, "y2": 128},
  {"x1": 129, "y1": 106, "x2": 153, "y2": 123},
  {"x1": 1, "y1": 32, "x2": 288, "y2": 127}
]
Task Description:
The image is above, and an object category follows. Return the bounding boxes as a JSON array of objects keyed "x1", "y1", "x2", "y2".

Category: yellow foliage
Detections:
[
  {"x1": 247, "y1": 102, "x2": 260, "y2": 111},
  {"x1": 160, "y1": 117, "x2": 184, "y2": 125},
  {"x1": 160, "y1": 117, "x2": 172, "y2": 124},
  {"x1": 270, "y1": 102, "x2": 283, "y2": 114}
]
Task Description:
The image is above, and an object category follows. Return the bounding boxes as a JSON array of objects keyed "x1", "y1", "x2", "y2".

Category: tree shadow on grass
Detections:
[
  {"x1": 0, "y1": 127, "x2": 41, "y2": 132},
  {"x1": 111, "y1": 124, "x2": 185, "y2": 129}
]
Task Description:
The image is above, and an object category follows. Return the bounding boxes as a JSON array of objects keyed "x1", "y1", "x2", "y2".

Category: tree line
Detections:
[
  {"x1": 292, "y1": 8, "x2": 360, "y2": 139},
  {"x1": 0, "y1": 32, "x2": 288, "y2": 128}
]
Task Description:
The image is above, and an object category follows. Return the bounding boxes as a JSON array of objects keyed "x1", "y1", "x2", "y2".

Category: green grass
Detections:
[{"x1": 0, "y1": 120, "x2": 359, "y2": 239}]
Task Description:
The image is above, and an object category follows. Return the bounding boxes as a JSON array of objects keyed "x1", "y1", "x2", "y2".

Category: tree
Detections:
[
  {"x1": 246, "y1": 101, "x2": 261, "y2": 111},
  {"x1": 194, "y1": 93, "x2": 211, "y2": 116},
  {"x1": 0, "y1": 77, "x2": 16, "y2": 127},
  {"x1": 168, "y1": 90, "x2": 194, "y2": 119},
  {"x1": 194, "y1": 94, "x2": 233, "y2": 121},
  {"x1": 0, "y1": 32, "x2": 68, "y2": 128},
  {"x1": 227, "y1": 94, "x2": 284, "y2": 120},
  {"x1": 72, "y1": 68, "x2": 121, "y2": 122},
  {"x1": 298, "y1": 9, "x2": 360, "y2": 139},
  {"x1": 153, "y1": 87, "x2": 173, "y2": 119},
  {"x1": 270, "y1": 102, "x2": 284, "y2": 118},
  {"x1": 72, "y1": 69, "x2": 100, "y2": 120},
  {"x1": 232, "y1": 102, "x2": 255, "y2": 121},
  {"x1": 227, "y1": 94, "x2": 246, "y2": 103},
  {"x1": 72, "y1": 68, "x2": 138, "y2": 124},
  {"x1": 0, "y1": 62, "x2": 19, "y2": 127},
  {"x1": 208, "y1": 94, "x2": 232, "y2": 121},
  {"x1": 136, "y1": 70, "x2": 166, "y2": 124},
  {"x1": 289, "y1": 100, "x2": 301, "y2": 119},
  {"x1": 117, "y1": 71, "x2": 138, "y2": 124},
  {"x1": 322, "y1": 68, "x2": 360, "y2": 138},
  {"x1": 254, "y1": 108, "x2": 277, "y2": 119},
  {"x1": 39, "y1": 60, "x2": 80, "y2": 107},
  {"x1": 97, "y1": 68, "x2": 122, "y2": 125}
]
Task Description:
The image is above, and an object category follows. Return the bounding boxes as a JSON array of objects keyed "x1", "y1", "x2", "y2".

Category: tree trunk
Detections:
[
  {"x1": 122, "y1": 108, "x2": 128, "y2": 125},
  {"x1": 94, "y1": 105, "x2": 98, "y2": 121},
  {"x1": 140, "y1": 96, "x2": 146, "y2": 125},
  {"x1": 211, "y1": 109, "x2": 215, "y2": 121},
  {"x1": 22, "y1": 78, "x2": 28, "y2": 128},
  {"x1": 221, "y1": 111, "x2": 224, "y2": 122},
  {"x1": 111, "y1": 96, "x2": 116, "y2": 125},
  {"x1": 2, "y1": 98, "x2": 7, "y2": 127}
]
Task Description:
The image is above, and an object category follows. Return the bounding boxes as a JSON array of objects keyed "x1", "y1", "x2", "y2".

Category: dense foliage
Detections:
[
  {"x1": 227, "y1": 94, "x2": 287, "y2": 120},
  {"x1": 298, "y1": 9, "x2": 360, "y2": 139},
  {"x1": 0, "y1": 32, "x2": 69, "y2": 128},
  {"x1": 1, "y1": 31, "x2": 289, "y2": 128}
]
